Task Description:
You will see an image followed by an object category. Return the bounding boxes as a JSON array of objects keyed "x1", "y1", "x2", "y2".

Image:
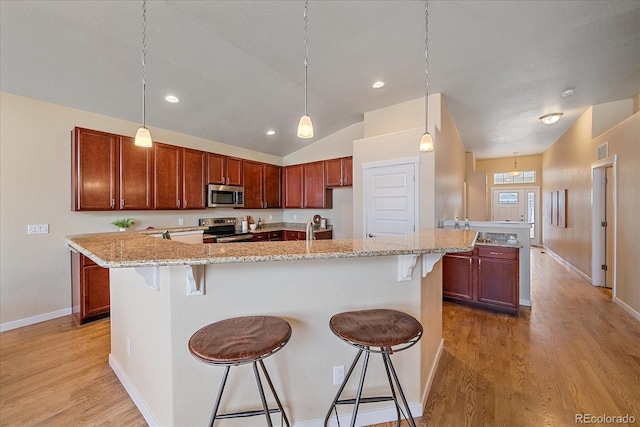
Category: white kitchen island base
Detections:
[{"x1": 108, "y1": 255, "x2": 444, "y2": 427}]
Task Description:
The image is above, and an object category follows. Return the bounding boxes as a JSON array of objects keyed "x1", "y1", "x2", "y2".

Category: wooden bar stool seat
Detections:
[
  {"x1": 189, "y1": 316, "x2": 291, "y2": 427},
  {"x1": 324, "y1": 309, "x2": 423, "y2": 427}
]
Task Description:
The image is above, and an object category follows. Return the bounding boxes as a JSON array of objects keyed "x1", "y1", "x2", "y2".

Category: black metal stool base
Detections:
[
  {"x1": 209, "y1": 359, "x2": 290, "y2": 427},
  {"x1": 323, "y1": 347, "x2": 417, "y2": 427}
]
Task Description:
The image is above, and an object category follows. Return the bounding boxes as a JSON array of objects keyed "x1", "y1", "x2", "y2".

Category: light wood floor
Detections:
[{"x1": 2, "y1": 248, "x2": 639, "y2": 426}]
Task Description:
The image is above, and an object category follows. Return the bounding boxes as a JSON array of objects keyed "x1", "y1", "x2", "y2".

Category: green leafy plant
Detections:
[{"x1": 111, "y1": 218, "x2": 135, "y2": 229}]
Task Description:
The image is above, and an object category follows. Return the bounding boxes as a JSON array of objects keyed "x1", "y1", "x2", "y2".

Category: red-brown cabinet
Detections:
[
  {"x1": 182, "y1": 148, "x2": 207, "y2": 209},
  {"x1": 71, "y1": 252, "x2": 110, "y2": 324},
  {"x1": 443, "y1": 246, "x2": 519, "y2": 314},
  {"x1": 207, "y1": 153, "x2": 243, "y2": 186},
  {"x1": 283, "y1": 161, "x2": 333, "y2": 209},
  {"x1": 154, "y1": 142, "x2": 182, "y2": 209},
  {"x1": 325, "y1": 156, "x2": 353, "y2": 187},
  {"x1": 244, "y1": 160, "x2": 281, "y2": 209},
  {"x1": 119, "y1": 136, "x2": 154, "y2": 210}
]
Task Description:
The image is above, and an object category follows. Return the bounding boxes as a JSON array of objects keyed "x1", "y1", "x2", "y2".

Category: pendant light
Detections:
[
  {"x1": 297, "y1": 0, "x2": 313, "y2": 139},
  {"x1": 135, "y1": 0, "x2": 152, "y2": 147},
  {"x1": 509, "y1": 152, "x2": 522, "y2": 176},
  {"x1": 419, "y1": 0, "x2": 434, "y2": 152}
]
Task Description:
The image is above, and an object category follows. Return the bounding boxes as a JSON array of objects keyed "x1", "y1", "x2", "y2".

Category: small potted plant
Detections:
[{"x1": 112, "y1": 218, "x2": 135, "y2": 231}]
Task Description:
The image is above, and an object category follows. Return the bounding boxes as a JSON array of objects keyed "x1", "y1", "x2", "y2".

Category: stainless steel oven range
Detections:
[{"x1": 199, "y1": 217, "x2": 254, "y2": 243}]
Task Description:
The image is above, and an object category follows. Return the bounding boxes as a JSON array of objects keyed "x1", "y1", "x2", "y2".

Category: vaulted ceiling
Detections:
[{"x1": 1, "y1": 1, "x2": 638, "y2": 158}]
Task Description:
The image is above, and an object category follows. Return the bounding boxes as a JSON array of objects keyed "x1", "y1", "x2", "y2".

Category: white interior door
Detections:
[{"x1": 364, "y1": 162, "x2": 416, "y2": 238}]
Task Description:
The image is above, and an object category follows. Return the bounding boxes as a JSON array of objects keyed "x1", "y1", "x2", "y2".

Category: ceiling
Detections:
[{"x1": 1, "y1": 1, "x2": 639, "y2": 159}]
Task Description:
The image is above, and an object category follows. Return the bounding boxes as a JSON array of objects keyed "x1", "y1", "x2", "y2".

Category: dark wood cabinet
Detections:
[
  {"x1": 443, "y1": 246, "x2": 519, "y2": 314},
  {"x1": 71, "y1": 251, "x2": 110, "y2": 324},
  {"x1": 154, "y1": 142, "x2": 182, "y2": 209},
  {"x1": 268, "y1": 231, "x2": 283, "y2": 241},
  {"x1": 283, "y1": 165, "x2": 304, "y2": 208},
  {"x1": 315, "y1": 230, "x2": 333, "y2": 240},
  {"x1": 283, "y1": 229, "x2": 332, "y2": 241},
  {"x1": 325, "y1": 156, "x2": 353, "y2": 187},
  {"x1": 182, "y1": 148, "x2": 207, "y2": 209},
  {"x1": 283, "y1": 161, "x2": 333, "y2": 209},
  {"x1": 119, "y1": 136, "x2": 154, "y2": 210},
  {"x1": 243, "y1": 160, "x2": 281, "y2": 209},
  {"x1": 252, "y1": 232, "x2": 268, "y2": 242},
  {"x1": 72, "y1": 127, "x2": 118, "y2": 211},
  {"x1": 207, "y1": 153, "x2": 243, "y2": 186}
]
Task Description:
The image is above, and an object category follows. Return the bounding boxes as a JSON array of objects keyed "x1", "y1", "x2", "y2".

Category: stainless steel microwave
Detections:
[{"x1": 207, "y1": 184, "x2": 244, "y2": 208}]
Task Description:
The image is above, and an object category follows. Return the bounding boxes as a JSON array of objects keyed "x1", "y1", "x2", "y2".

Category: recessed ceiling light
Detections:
[
  {"x1": 164, "y1": 95, "x2": 180, "y2": 103},
  {"x1": 266, "y1": 130, "x2": 276, "y2": 136},
  {"x1": 372, "y1": 81, "x2": 385, "y2": 89},
  {"x1": 560, "y1": 88, "x2": 575, "y2": 98},
  {"x1": 539, "y1": 113, "x2": 563, "y2": 125}
]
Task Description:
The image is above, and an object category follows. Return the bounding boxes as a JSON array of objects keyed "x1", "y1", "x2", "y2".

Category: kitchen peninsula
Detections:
[{"x1": 66, "y1": 229, "x2": 476, "y2": 426}]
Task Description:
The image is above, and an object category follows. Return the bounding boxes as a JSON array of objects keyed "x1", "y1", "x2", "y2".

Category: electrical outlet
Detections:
[
  {"x1": 127, "y1": 338, "x2": 131, "y2": 356},
  {"x1": 27, "y1": 224, "x2": 49, "y2": 234},
  {"x1": 294, "y1": 214, "x2": 297, "y2": 220},
  {"x1": 178, "y1": 218, "x2": 184, "y2": 226},
  {"x1": 268, "y1": 215, "x2": 273, "y2": 220},
  {"x1": 333, "y1": 365, "x2": 344, "y2": 385}
]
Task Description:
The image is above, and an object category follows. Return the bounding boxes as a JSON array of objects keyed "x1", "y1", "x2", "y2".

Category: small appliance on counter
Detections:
[{"x1": 199, "y1": 217, "x2": 254, "y2": 243}]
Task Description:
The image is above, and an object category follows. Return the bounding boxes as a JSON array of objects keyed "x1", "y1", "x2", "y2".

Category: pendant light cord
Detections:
[
  {"x1": 424, "y1": 0, "x2": 429, "y2": 134},
  {"x1": 141, "y1": 0, "x2": 147, "y2": 128},
  {"x1": 303, "y1": 0, "x2": 309, "y2": 116}
]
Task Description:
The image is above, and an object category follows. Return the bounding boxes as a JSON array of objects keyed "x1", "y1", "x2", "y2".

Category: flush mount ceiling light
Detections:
[
  {"x1": 509, "y1": 152, "x2": 522, "y2": 176},
  {"x1": 297, "y1": 0, "x2": 313, "y2": 139},
  {"x1": 134, "y1": 0, "x2": 152, "y2": 147},
  {"x1": 419, "y1": 0, "x2": 434, "y2": 152},
  {"x1": 539, "y1": 112, "x2": 563, "y2": 125},
  {"x1": 266, "y1": 130, "x2": 276, "y2": 136},
  {"x1": 560, "y1": 88, "x2": 575, "y2": 98},
  {"x1": 372, "y1": 81, "x2": 385, "y2": 89},
  {"x1": 164, "y1": 95, "x2": 180, "y2": 103}
]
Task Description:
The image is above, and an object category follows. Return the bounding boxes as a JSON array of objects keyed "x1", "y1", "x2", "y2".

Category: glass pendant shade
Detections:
[
  {"x1": 297, "y1": 114, "x2": 314, "y2": 138},
  {"x1": 419, "y1": 131, "x2": 434, "y2": 152},
  {"x1": 135, "y1": 126, "x2": 152, "y2": 147},
  {"x1": 508, "y1": 169, "x2": 522, "y2": 177}
]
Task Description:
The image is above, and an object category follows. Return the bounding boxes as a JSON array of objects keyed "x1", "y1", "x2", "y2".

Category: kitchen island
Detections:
[{"x1": 66, "y1": 229, "x2": 476, "y2": 427}]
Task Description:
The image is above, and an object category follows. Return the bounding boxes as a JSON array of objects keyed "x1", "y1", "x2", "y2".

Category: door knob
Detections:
[{"x1": 368, "y1": 233, "x2": 376, "y2": 238}]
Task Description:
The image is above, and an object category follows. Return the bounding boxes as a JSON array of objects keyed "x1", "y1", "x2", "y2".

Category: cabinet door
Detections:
[
  {"x1": 477, "y1": 255, "x2": 519, "y2": 310},
  {"x1": 253, "y1": 232, "x2": 268, "y2": 242},
  {"x1": 154, "y1": 143, "x2": 182, "y2": 209},
  {"x1": 264, "y1": 164, "x2": 281, "y2": 209},
  {"x1": 119, "y1": 136, "x2": 153, "y2": 210},
  {"x1": 182, "y1": 148, "x2": 207, "y2": 209},
  {"x1": 226, "y1": 157, "x2": 244, "y2": 186},
  {"x1": 315, "y1": 230, "x2": 333, "y2": 240},
  {"x1": 342, "y1": 156, "x2": 353, "y2": 186},
  {"x1": 73, "y1": 128, "x2": 118, "y2": 211},
  {"x1": 207, "y1": 153, "x2": 226, "y2": 184},
  {"x1": 243, "y1": 160, "x2": 264, "y2": 208},
  {"x1": 324, "y1": 158, "x2": 343, "y2": 187},
  {"x1": 82, "y1": 264, "x2": 110, "y2": 318},
  {"x1": 284, "y1": 230, "x2": 299, "y2": 241},
  {"x1": 304, "y1": 161, "x2": 329, "y2": 208},
  {"x1": 442, "y1": 253, "x2": 474, "y2": 301},
  {"x1": 283, "y1": 165, "x2": 304, "y2": 208}
]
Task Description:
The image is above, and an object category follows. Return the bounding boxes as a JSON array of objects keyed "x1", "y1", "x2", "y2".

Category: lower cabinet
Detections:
[
  {"x1": 71, "y1": 251, "x2": 110, "y2": 324},
  {"x1": 443, "y1": 246, "x2": 519, "y2": 314}
]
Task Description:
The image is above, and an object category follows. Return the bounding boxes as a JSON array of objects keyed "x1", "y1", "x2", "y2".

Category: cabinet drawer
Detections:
[
  {"x1": 284, "y1": 230, "x2": 299, "y2": 240},
  {"x1": 253, "y1": 232, "x2": 268, "y2": 242},
  {"x1": 477, "y1": 246, "x2": 518, "y2": 260},
  {"x1": 268, "y1": 231, "x2": 283, "y2": 241}
]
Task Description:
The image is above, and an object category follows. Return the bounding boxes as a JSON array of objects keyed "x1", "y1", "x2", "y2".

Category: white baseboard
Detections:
[
  {"x1": 300, "y1": 402, "x2": 422, "y2": 427},
  {"x1": 519, "y1": 298, "x2": 532, "y2": 307},
  {"x1": 614, "y1": 298, "x2": 640, "y2": 322},
  {"x1": 109, "y1": 354, "x2": 159, "y2": 427},
  {"x1": 421, "y1": 338, "x2": 444, "y2": 405},
  {"x1": 541, "y1": 246, "x2": 592, "y2": 284},
  {"x1": 0, "y1": 307, "x2": 71, "y2": 332}
]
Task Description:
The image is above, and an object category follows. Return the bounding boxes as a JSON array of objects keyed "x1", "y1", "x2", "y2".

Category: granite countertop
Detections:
[
  {"x1": 66, "y1": 229, "x2": 477, "y2": 268},
  {"x1": 473, "y1": 232, "x2": 523, "y2": 248}
]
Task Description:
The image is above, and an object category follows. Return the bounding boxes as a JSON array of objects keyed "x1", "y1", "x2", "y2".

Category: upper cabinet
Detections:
[
  {"x1": 119, "y1": 136, "x2": 154, "y2": 210},
  {"x1": 324, "y1": 156, "x2": 352, "y2": 187},
  {"x1": 283, "y1": 161, "x2": 333, "y2": 209},
  {"x1": 243, "y1": 160, "x2": 282, "y2": 209},
  {"x1": 72, "y1": 127, "x2": 118, "y2": 211},
  {"x1": 207, "y1": 153, "x2": 243, "y2": 186},
  {"x1": 153, "y1": 143, "x2": 182, "y2": 210},
  {"x1": 182, "y1": 148, "x2": 207, "y2": 209}
]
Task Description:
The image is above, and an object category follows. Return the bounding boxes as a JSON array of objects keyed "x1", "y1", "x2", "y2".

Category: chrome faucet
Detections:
[{"x1": 306, "y1": 219, "x2": 315, "y2": 241}]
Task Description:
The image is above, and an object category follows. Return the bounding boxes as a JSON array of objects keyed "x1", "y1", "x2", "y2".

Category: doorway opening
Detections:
[
  {"x1": 490, "y1": 187, "x2": 540, "y2": 246},
  {"x1": 591, "y1": 155, "x2": 618, "y2": 298}
]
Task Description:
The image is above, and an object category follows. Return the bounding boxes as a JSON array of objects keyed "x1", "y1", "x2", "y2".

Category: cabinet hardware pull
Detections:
[
  {"x1": 121, "y1": 198, "x2": 124, "y2": 209},
  {"x1": 479, "y1": 259, "x2": 482, "y2": 268},
  {"x1": 177, "y1": 200, "x2": 180, "y2": 208},
  {"x1": 111, "y1": 199, "x2": 115, "y2": 209},
  {"x1": 490, "y1": 252, "x2": 503, "y2": 255},
  {"x1": 264, "y1": 201, "x2": 267, "y2": 208},
  {"x1": 469, "y1": 258, "x2": 472, "y2": 266}
]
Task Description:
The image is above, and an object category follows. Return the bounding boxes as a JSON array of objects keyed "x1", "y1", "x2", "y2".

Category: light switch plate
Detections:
[{"x1": 27, "y1": 224, "x2": 49, "y2": 234}]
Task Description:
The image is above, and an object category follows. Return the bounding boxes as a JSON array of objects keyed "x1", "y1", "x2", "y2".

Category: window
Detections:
[
  {"x1": 499, "y1": 192, "x2": 518, "y2": 204},
  {"x1": 494, "y1": 171, "x2": 536, "y2": 184}
]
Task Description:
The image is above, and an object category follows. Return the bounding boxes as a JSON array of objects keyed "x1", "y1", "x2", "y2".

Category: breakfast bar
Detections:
[{"x1": 66, "y1": 229, "x2": 476, "y2": 426}]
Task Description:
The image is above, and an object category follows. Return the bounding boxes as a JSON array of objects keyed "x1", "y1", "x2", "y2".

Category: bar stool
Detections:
[
  {"x1": 188, "y1": 315, "x2": 292, "y2": 427},
  {"x1": 324, "y1": 309, "x2": 423, "y2": 427}
]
